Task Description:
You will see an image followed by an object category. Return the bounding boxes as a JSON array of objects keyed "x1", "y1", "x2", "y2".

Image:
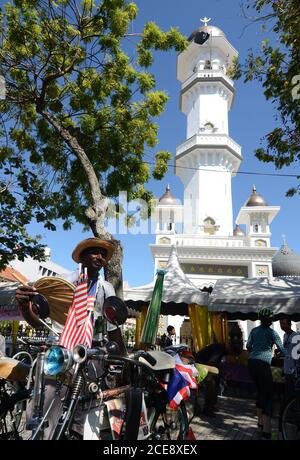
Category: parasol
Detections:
[{"x1": 34, "y1": 277, "x2": 75, "y2": 325}]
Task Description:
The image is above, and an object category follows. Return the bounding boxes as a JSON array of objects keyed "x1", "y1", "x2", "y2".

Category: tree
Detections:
[
  {"x1": 229, "y1": 0, "x2": 300, "y2": 195},
  {"x1": 0, "y1": 0, "x2": 187, "y2": 290}
]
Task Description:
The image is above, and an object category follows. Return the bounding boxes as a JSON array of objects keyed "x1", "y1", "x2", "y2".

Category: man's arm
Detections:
[
  {"x1": 246, "y1": 331, "x2": 253, "y2": 351},
  {"x1": 273, "y1": 331, "x2": 287, "y2": 356},
  {"x1": 15, "y1": 285, "x2": 44, "y2": 329}
]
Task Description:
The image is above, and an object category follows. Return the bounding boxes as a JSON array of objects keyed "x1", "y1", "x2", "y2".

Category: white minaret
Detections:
[{"x1": 176, "y1": 19, "x2": 242, "y2": 236}]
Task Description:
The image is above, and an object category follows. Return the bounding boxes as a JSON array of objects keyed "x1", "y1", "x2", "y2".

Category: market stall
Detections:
[
  {"x1": 0, "y1": 282, "x2": 24, "y2": 355},
  {"x1": 124, "y1": 246, "x2": 227, "y2": 351},
  {"x1": 208, "y1": 276, "x2": 300, "y2": 321},
  {"x1": 208, "y1": 276, "x2": 300, "y2": 389}
]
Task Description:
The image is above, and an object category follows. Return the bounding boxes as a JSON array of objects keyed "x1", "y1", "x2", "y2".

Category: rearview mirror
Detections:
[
  {"x1": 105, "y1": 341, "x2": 119, "y2": 355},
  {"x1": 32, "y1": 293, "x2": 50, "y2": 319},
  {"x1": 103, "y1": 296, "x2": 128, "y2": 326}
]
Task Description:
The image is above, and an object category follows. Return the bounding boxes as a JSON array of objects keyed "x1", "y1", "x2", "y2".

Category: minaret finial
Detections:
[
  {"x1": 200, "y1": 17, "x2": 211, "y2": 27},
  {"x1": 166, "y1": 184, "x2": 170, "y2": 191},
  {"x1": 252, "y1": 184, "x2": 257, "y2": 193},
  {"x1": 282, "y1": 234, "x2": 287, "y2": 245}
]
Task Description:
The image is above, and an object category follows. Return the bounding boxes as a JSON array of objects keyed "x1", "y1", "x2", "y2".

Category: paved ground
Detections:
[
  {"x1": 189, "y1": 395, "x2": 280, "y2": 440},
  {"x1": 17, "y1": 391, "x2": 281, "y2": 440}
]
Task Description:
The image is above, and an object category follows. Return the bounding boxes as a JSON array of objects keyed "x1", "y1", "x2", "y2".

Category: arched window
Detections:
[
  {"x1": 204, "y1": 217, "x2": 215, "y2": 226},
  {"x1": 204, "y1": 217, "x2": 216, "y2": 235},
  {"x1": 204, "y1": 60, "x2": 212, "y2": 70},
  {"x1": 255, "y1": 239, "x2": 267, "y2": 247},
  {"x1": 159, "y1": 237, "x2": 171, "y2": 245}
]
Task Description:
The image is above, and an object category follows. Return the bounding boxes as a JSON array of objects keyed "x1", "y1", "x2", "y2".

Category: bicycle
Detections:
[
  {"x1": 43, "y1": 344, "x2": 190, "y2": 440},
  {"x1": 0, "y1": 358, "x2": 31, "y2": 440},
  {"x1": 279, "y1": 370, "x2": 300, "y2": 440},
  {"x1": 0, "y1": 338, "x2": 55, "y2": 440}
]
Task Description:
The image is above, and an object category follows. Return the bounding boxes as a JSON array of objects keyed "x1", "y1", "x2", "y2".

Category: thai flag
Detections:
[
  {"x1": 174, "y1": 355, "x2": 198, "y2": 390},
  {"x1": 167, "y1": 368, "x2": 190, "y2": 409},
  {"x1": 59, "y1": 274, "x2": 95, "y2": 350}
]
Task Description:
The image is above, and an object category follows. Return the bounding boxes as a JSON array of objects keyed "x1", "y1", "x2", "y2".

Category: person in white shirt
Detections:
[{"x1": 280, "y1": 317, "x2": 300, "y2": 401}]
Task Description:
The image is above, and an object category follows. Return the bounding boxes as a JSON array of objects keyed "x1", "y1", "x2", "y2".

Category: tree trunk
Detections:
[
  {"x1": 104, "y1": 239, "x2": 123, "y2": 299},
  {"x1": 91, "y1": 228, "x2": 123, "y2": 297},
  {"x1": 39, "y1": 110, "x2": 124, "y2": 296}
]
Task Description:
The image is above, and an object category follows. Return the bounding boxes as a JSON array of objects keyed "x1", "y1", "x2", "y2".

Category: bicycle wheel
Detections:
[
  {"x1": 12, "y1": 351, "x2": 33, "y2": 367},
  {"x1": 148, "y1": 401, "x2": 189, "y2": 440},
  {"x1": 280, "y1": 396, "x2": 300, "y2": 440},
  {"x1": 0, "y1": 380, "x2": 27, "y2": 440}
]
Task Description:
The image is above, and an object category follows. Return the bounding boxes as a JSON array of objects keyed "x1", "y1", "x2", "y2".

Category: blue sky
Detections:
[{"x1": 15, "y1": 0, "x2": 300, "y2": 285}]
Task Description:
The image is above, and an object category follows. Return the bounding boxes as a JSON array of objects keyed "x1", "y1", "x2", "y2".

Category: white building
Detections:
[
  {"x1": 10, "y1": 247, "x2": 72, "y2": 282},
  {"x1": 130, "y1": 21, "x2": 283, "y2": 343}
]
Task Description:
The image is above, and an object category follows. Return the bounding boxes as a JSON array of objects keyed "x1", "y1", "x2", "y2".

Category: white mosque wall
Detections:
[
  {"x1": 185, "y1": 89, "x2": 229, "y2": 138},
  {"x1": 181, "y1": 167, "x2": 233, "y2": 236}
]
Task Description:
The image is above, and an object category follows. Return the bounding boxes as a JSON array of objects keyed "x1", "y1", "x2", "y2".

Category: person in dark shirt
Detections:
[
  {"x1": 195, "y1": 343, "x2": 227, "y2": 365},
  {"x1": 195, "y1": 340, "x2": 242, "y2": 416},
  {"x1": 247, "y1": 308, "x2": 286, "y2": 440},
  {"x1": 161, "y1": 325, "x2": 176, "y2": 348}
]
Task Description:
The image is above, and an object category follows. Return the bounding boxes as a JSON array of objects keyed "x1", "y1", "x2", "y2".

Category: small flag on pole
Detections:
[{"x1": 167, "y1": 368, "x2": 190, "y2": 409}]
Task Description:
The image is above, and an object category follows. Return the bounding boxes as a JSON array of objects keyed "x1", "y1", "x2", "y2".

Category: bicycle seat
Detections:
[
  {"x1": 138, "y1": 350, "x2": 175, "y2": 371},
  {"x1": 163, "y1": 344, "x2": 188, "y2": 356},
  {"x1": 0, "y1": 357, "x2": 30, "y2": 381}
]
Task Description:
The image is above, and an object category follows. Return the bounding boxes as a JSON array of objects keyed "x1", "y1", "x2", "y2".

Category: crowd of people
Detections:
[{"x1": 160, "y1": 311, "x2": 300, "y2": 439}]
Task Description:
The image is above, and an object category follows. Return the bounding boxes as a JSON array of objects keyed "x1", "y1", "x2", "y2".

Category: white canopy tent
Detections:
[
  {"x1": 208, "y1": 276, "x2": 300, "y2": 320},
  {"x1": 124, "y1": 246, "x2": 209, "y2": 315}
]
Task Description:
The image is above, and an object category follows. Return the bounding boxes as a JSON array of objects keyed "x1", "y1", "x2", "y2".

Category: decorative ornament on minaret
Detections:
[
  {"x1": 236, "y1": 185, "x2": 280, "y2": 248},
  {"x1": 176, "y1": 20, "x2": 242, "y2": 236}
]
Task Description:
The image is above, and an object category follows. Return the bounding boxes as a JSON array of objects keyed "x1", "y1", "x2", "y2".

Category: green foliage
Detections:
[
  {"x1": 0, "y1": 0, "x2": 187, "y2": 266},
  {"x1": 226, "y1": 56, "x2": 242, "y2": 80},
  {"x1": 236, "y1": 0, "x2": 300, "y2": 196},
  {"x1": 152, "y1": 150, "x2": 172, "y2": 180}
]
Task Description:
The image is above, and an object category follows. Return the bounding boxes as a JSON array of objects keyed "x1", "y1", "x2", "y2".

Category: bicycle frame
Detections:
[{"x1": 12, "y1": 346, "x2": 52, "y2": 440}]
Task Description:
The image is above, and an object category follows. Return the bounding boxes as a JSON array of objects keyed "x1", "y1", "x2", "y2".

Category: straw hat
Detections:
[
  {"x1": 34, "y1": 277, "x2": 75, "y2": 325},
  {"x1": 72, "y1": 238, "x2": 115, "y2": 264}
]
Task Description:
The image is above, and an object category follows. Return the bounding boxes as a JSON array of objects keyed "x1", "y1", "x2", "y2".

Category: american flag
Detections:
[{"x1": 59, "y1": 273, "x2": 96, "y2": 350}]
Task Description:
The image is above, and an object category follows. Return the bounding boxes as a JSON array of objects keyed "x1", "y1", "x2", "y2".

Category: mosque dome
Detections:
[
  {"x1": 158, "y1": 185, "x2": 180, "y2": 206},
  {"x1": 233, "y1": 225, "x2": 245, "y2": 237},
  {"x1": 272, "y1": 239, "x2": 300, "y2": 277},
  {"x1": 188, "y1": 25, "x2": 226, "y2": 42},
  {"x1": 245, "y1": 185, "x2": 268, "y2": 207}
]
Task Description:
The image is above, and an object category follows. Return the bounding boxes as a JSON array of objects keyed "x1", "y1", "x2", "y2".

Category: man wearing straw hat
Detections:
[
  {"x1": 15, "y1": 237, "x2": 127, "y2": 438},
  {"x1": 16, "y1": 237, "x2": 126, "y2": 351}
]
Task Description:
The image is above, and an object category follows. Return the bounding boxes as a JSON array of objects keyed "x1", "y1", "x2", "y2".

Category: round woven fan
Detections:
[{"x1": 34, "y1": 276, "x2": 75, "y2": 325}]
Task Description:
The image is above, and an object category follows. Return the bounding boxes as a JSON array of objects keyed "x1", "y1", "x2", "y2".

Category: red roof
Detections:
[{"x1": 0, "y1": 267, "x2": 29, "y2": 284}]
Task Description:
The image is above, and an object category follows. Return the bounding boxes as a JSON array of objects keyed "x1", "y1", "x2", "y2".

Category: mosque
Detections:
[{"x1": 124, "y1": 19, "x2": 300, "y2": 344}]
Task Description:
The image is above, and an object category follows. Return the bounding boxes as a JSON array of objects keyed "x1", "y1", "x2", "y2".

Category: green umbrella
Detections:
[{"x1": 140, "y1": 270, "x2": 166, "y2": 346}]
